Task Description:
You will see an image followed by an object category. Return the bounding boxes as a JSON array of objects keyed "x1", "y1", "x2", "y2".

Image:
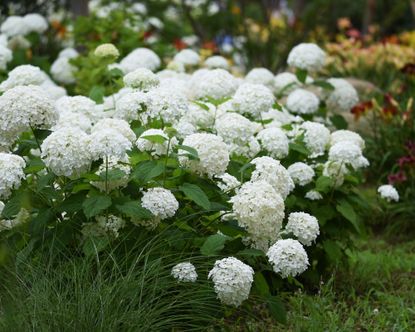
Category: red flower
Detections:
[
  {"x1": 174, "y1": 39, "x2": 187, "y2": 50},
  {"x1": 351, "y1": 100, "x2": 373, "y2": 120},
  {"x1": 388, "y1": 171, "x2": 407, "y2": 184}
]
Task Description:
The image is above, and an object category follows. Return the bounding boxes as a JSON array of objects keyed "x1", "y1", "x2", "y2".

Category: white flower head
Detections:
[
  {"x1": 173, "y1": 49, "x2": 200, "y2": 66},
  {"x1": 330, "y1": 130, "x2": 365, "y2": 150},
  {"x1": 323, "y1": 161, "x2": 348, "y2": 187},
  {"x1": 141, "y1": 187, "x2": 179, "y2": 220},
  {"x1": 0, "y1": 16, "x2": 29, "y2": 37},
  {"x1": 204, "y1": 55, "x2": 229, "y2": 69},
  {"x1": 215, "y1": 112, "x2": 257, "y2": 144},
  {"x1": 136, "y1": 128, "x2": 177, "y2": 157},
  {"x1": 300, "y1": 121, "x2": 331, "y2": 158},
  {"x1": 377, "y1": 184, "x2": 399, "y2": 202},
  {"x1": 257, "y1": 127, "x2": 289, "y2": 159},
  {"x1": 114, "y1": 91, "x2": 148, "y2": 122},
  {"x1": 0, "y1": 44, "x2": 12, "y2": 70},
  {"x1": 52, "y1": 111, "x2": 92, "y2": 133},
  {"x1": 208, "y1": 257, "x2": 254, "y2": 307},
  {"x1": 190, "y1": 69, "x2": 238, "y2": 100},
  {"x1": 287, "y1": 43, "x2": 326, "y2": 71},
  {"x1": 266, "y1": 239, "x2": 309, "y2": 278},
  {"x1": 305, "y1": 190, "x2": 323, "y2": 200},
  {"x1": 325, "y1": 78, "x2": 359, "y2": 112},
  {"x1": 287, "y1": 162, "x2": 315, "y2": 186},
  {"x1": 55, "y1": 96, "x2": 99, "y2": 123},
  {"x1": 92, "y1": 118, "x2": 136, "y2": 142},
  {"x1": 50, "y1": 57, "x2": 76, "y2": 84},
  {"x1": 245, "y1": 67, "x2": 274, "y2": 89},
  {"x1": 286, "y1": 89, "x2": 319, "y2": 115},
  {"x1": 274, "y1": 72, "x2": 299, "y2": 95},
  {"x1": 23, "y1": 13, "x2": 48, "y2": 34},
  {"x1": 328, "y1": 141, "x2": 369, "y2": 170},
  {"x1": 123, "y1": 68, "x2": 160, "y2": 91},
  {"x1": 89, "y1": 128, "x2": 132, "y2": 160},
  {"x1": 215, "y1": 173, "x2": 241, "y2": 192},
  {"x1": 232, "y1": 83, "x2": 275, "y2": 117},
  {"x1": 94, "y1": 43, "x2": 119, "y2": 59},
  {"x1": 0, "y1": 153, "x2": 26, "y2": 199},
  {"x1": 171, "y1": 262, "x2": 198, "y2": 282},
  {"x1": 285, "y1": 212, "x2": 320, "y2": 246},
  {"x1": 119, "y1": 48, "x2": 161, "y2": 73},
  {"x1": 0, "y1": 64, "x2": 48, "y2": 91}
]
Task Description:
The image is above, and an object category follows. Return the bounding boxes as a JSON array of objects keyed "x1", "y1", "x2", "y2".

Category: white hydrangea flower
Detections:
[
  {"x1": 322, "y1": 161, "x2": 348, "y2": 187},
  {"x1": 179, "y1": 133, "x2": 229, "y2": 178},
  {"x1": 141, "y1": 187, "x2": 179, "y2": 220},
  {"x1": 0, "y1": 153, "x2": 26, "y2": 199},
  {"x1": 232, "y1": 83, "x2": 275, "y2": 117},
  {"x1": 41, "y1": 127, "x2": 91, "y2": 177},
  {"x1": 171, "y1": 262, "x2": 198, "y2": 282},
  {"x1": 266, "y1": 239, "x2": 309, "y2": 278},
  {"x1": 89, "y1": 128, "x2": 132, "y2": 160},
  {"x1": 274, "y1": 72, "x2": 299, "y2": 95},
  {"x1": 53, "y1": 111, "x2": 92, "y2": 133},
  {"x1": 0, "y1": 16, "x2": 29, "y2": 37},
  {"x1": 300, "y1": 121, "x2": 331, "y2": 158},
  {"x1": 330, "y1": 130, "x2": 365, "y2": 150},
  {"x1": 0, "y1": 208, "x2": 30, "y2": 232},
  {"x1": 92, "y1": 118, "x2": 136, "y2": 142},
  {"x1": 145, "y1": 86, "x2": 188, "y2": 124},
  {"x1": 0, "y1": 85, "x2": 57, "y2": 136},
  {"x1": 173, "y1": 120, "x2": 196, "y2": 138},
  {"x1": 173, "y1": 49, "x2": 200, "y2": 66},
  {"x1": 136, "y1": 129, "x2": 177, "y2": 157},
  {"x1": 42, "y1": 84, "x2": 67, "y2": 101},
  {"x1": 119, "y1": 47, "x2": 161, "y2": 73},
  {"x1": 55, "y1": 96, "x2": 99, "y2": 123},
  {"x1": 94, "y1": 43, "x2": 119, "y2": 59},
  {"x1": 0, "y1": 64, "x2": 47, "y2": 91},
  {"x1": 50, "y1": 57, "x2": 76, "y2": 84},
  {"x1": 328, "y1": 141, "x2": 369, "y2": 170},
  {"x1": 97, "y1": 214, "x2": 125, "y2": 237},
  {"x1": 285, "y1": 212, "x2": 320, "y2": 246},
  {"x1": 204, "y1": 55, "x2": 229, "y2": 69},
  {"x1": 305, "y1": 190, "x2": 323, "y2": 200},
  {"x1": 91, "y1": 156, "x2": 131, "y2": 192},
  {"x1": 286, "y1": 89, "x2": 319, "y2": 115},
  {"x1": 377, "y1": 184, "x2": 399, "y2": 202},
  {"x1": 215, "y1": 112, "x2": 257, "y2": 145},
  {"x1": 58, "y1": 47, "x2": 79, "y2": 59},
  {"x1": 166, "y1": 60, "x2": 186, "y2": 73},
  {"x1": 227, "y1": 137, "x2": 261, "y2": 159},
  {"x1": 287, "y1": 43, "x2": 326, "y2": 72},
  {"x1": 0, "y1": 44, "x2": 12, "y2": 70},
  {"x1": 215, "y1": 173, "x2": 241, "y2": 192},
  {"x1": 190, "y1": 69, "x2": 238, "y2": 100},
  {"x1": 245, "y1": 67, "x2": 274, "y2": 89},
  {"x1": 287, "y1": 162, "x2": 315, "y2": 186},
  {"x1": 257, "y1": 127, "x2": 289, "y2": 159},
  {"x1": 325, "y1": 78, "x2": 359, "y2": 112},
  {"x1": 123, "y1": 68, "x2": 160, "y2": 91},
  {"x1": 230, "y1": 180, "x2": 285, "y2": 251},
  {"x1": 23, "y1": 13, "x2": 48, "y2": 34},
  {"x1": 113, "y1": 91, "x2": 148, "y2": 122},
  {"x1": 183, "y1": 102, "x2": 217, "y2": 129},
  {"x1": 208, "y1": 257, "x2": 254, "y2": 307},
  {"x1": 251, "y1": 156, "x2": 294, "y2": 199}
]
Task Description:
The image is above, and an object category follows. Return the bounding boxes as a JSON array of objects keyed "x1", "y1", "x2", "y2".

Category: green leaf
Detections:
[
  {"x1": 267, "y1": 295, "x2": 287, "y2": 324},
  {"x1": 57, "y1": 193, "x2": 86, "y2": 213},
  {"x1": 254, "y1": 272, "x2": 270, "y2": 296},
  {"x1": 330, "y1": 114, "x2": 348, "y2": 130},
  {"x1": 295, "y1": 68, "x2": 307, "y2": 84},
  {"x1": 177, "y1": 144, "x2": 199, "y2": 160},
  {"x1": 140, "y1": 134, "x2": 167, "y2": 144},
  {"x1": 289, "y1": 141, "x2": 310, "y2": 156},
  {"x1": 323, "y1": 240, "x2": 343, "y2": 263},
  {"x1": 98, "y1": 168, "x2": 126, "y2": 182},
  {"x1": 192, "y1": 100, "x2": 209, "y2": 111},
  {"x1": 72, "y1": 183, "x2": 92, "y2": 193},
  {"x1": 83, "y1": 237, "x2": 110, "y2": 257},
  {"x1": 116, "y1": 201, "x2": 152, "y2": 219},
  {"x1": 313, "y1": 80, "x2": 335, "y2": 91},
  {"x1": 82, "y1": 195, "x2": 112, "y2": 218},
  {"x1": 89, "y1": 85, "x2": 105, "y2": 103},
  {"x1": 200, "y1": 234, "x2": 229, "y2": 256},
  {"x1": 1, "y1": 195, "x2": 22, "y2": 219},
  {"x1": 336, "y1": 199, "x2": 361, "y2": 233},
  {"x1": 132, "y1": 160, "x2": 164, "y2": 183},
  {"x1": 24, "y1": 159, "x2": 45, "y2": 174},
  {"x1": 179, "y1": 183, "x2": 210, "y2": 210},
  {"x1": 315, "y1": 176, "x2": 334, "y2": 193},
  {"x1": 29, "y1": 208, "x2": 55, "y2": 236},
  {"x1": 109, "y1": 67, "x2": 124, "y2": 78},
  {"x1": 238, "y1": 248, "x2": 265, "y2": 257}
]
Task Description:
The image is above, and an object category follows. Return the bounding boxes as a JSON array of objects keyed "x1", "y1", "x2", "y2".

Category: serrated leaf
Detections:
[
  {"x1": 132, "y1": 160, "x2": 164, "y2": 183},
  {"x1": 200, "y1": 234, "x2": 229, "y2": 256},
  {"x1": 315, "y1": 176, "x2": 334, "y2": 193},
  {"x1": 289, "y1": 141, "x2": 310, "y2": 155},
  {"x1": 336, "y1": 199, "x2": 361, "y2": 233},
  {"x1": 57, "y1": 193, "x2": 86, "y2": 213},
  {"x1": 179, "y1": 183, "x2": 210, "y2": 210},
  {"x1": 267, "y1": 295, "x2": 287, "y2": 324},
  {"x1": 330, "y1": 114, "x2": 348, "y2": 130},
  {"x1": 116, "y1": 201, "x2": 152, "y2": 219},
  {"x1": 295, "y1": 68, "x2": 307, "y2": 84},
  {"x1": 89, "y1": 85, "x2": 105, "y2": 103},
  {"x1": 254, "y1": 272, "x2": 270, "y2": 296},
  {"x1": 82, "y1": 195, "x2": 112, "y2": 218},
  {"x1": 177, "y1": 144, "x2": 199, "y2": 160},
  {"x1": 140, "y1": 134, "x2": 167, "y2": 144},
  {"x1": 24, "y1": 159, "x2": 45, "y2": 174},
  {"x1": 83, "y1": 237, "x2": 110, "y2": 257},
  {"x1": 313, "y1": 80, "x2": 335, "y2": 91}
]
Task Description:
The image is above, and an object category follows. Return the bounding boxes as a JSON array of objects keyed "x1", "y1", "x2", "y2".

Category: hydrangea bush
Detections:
[{"x1": 0, "y1": 40, "x2": 369, "y2": 319}]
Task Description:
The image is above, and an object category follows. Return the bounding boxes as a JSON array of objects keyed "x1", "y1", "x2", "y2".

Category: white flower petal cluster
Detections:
[
  {"x1": 183, "y1": 102, "x2": 216, "y2": 129},
  {"x1": 179, "y1": 133, "x2": 229, "y2": 178},
  {"x1": 173, "y1": 49, "x2": 200, "y2": 66},
  {"x1": 245, "y1": 68, "x2": 274, "y2": 89},
  {"x1": 274, "y1": 72, "x2": 299, "y2": 95},
  {"x1": 43, "y1": 84, "x2": 67, "y2": 101},
  {"x1": 257, "y1": 127, "x2": 289, "y2": 159},
  {"x1": 287, "y1": 162, "x2": 315, "y2": 186},
  {"x1": 136, "y1": 129, "x2": 177, "y2": 157},
  {"x1": 251, "y1": 156, "x2": 294, "y2": 199},
  {"x1": 204, "y1": 55, "x2": 229, "y2": 69},
  {"x1": 53, "y1": 111, "x2": 92, "y2": 133},
  {"x1": 0, "y1": 64, "x2": 47, "y2": 91},
  {"x1": 215, "y1": 112, "x2": 257, "y2": 144},
  {"x1": 123, "y1": 68, "x2": 160, "y2": 91},
  {"x1": 96, "y1": 214, "x2": 125, "y2": 237},
  {"x1": 232, "y1": 83, "x2": 275, "y2": 117},
  {"x1": 58, "y1": 48, "x2": 79, "y2": 59},
  {"x1": 330, "y1": 130, "x2": 365, "y2": 150},
  {"x1": 322, "y1": 161, "x2": 348, "y2": 187},
  {"x1": 41, "y1": 127, "x2": 91, "y2": 177},
  {"x1": 0, "y1": 153, "x2": 26, "y2": 199},
  {"x1": 325, "y1": 78, "x2": 359, "y2": 112},
  {"x1": 230, "y1": 180, "x2": 285, "y2": 251},
  {"x1": 141, "y1": 187, "x2": 179, "y2": 220},
  {"x1": 285, "y1": 212, "x2": 320, "y2": 246},
  {"x1": 286, "y1": 89, "x2": 319, "y2": 114},
  {"x1": 208, "y1": 257, "x2": 254, "y2": 307},
  {"x1": 377, "y1": 184, "x2": 399, "y2": 202},
  {"x1": 287, "y1": 43, "x2": 326, "y2": 72},
  {"x1": 92, "y1": 118, "x2": 136, "y2": 142},
  {"x1": 300, "y1": 121, "x2": 330, "y2": 158},
  {"x1": 114, "y1": 91, "x2": 148, "y2": 122},
  {"x1": 174, "y1": 120, "x2": 196, "y2": 138},
  {"x1": 0, "y1": 208, "x2": 30, "y2": 232},
  {"x1": 190, "y1": 69, "x2": 237, "y2": 100},
  {"x1": 22, "y1": 13, "x2": 48, "y2": 34},
  {"x1": 145, "y1": 86, "x2": 188, "y2": 124},
  {"x1": 0, "y1": 16, "x2": 29, "y2": 37},
  {"x1": 227, "y1": 137, "x2": 261, "y2": 158},
  {"x1": 51, "y1": 57, "x2": 77, "y2": 85},
  {"x1": 119, "y1": 48, "x2": 161, "y2": 73},
  {"x1": 215, "y1": 173, "x2": 241, "y2": 192},
  {"x1": 94, "y1": 43, "x2": 119, "y2": 59},
  {"x1": 266, "y1": 239, "x2": 309, "y2": 278},
  {"x1": 328, "y1": 141, "x2": 369, "y2": 170},
  {"x1": 171, "y1": 262, "x2": 198, "y2": 282},
  {"x1": 55, "y1": 96, "x2": 99, "y2": 123},
  {"x1": 89, "y1": 128, "x2": 132, "y2": 160},
  {"x1": 0, "y1": 44, "x2": 12, "y2": 70},
  {"x1": 91, "y1": 156, "x2": 131, "y2": 192},
  {"x1": 305, "y1": 190, "x2": 323, "y2": 200}
]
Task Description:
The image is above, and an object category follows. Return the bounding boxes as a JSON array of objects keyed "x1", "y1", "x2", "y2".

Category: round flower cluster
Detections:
[
  {"x1": 325, "y1": 78, "x2": 359, "y2": 112},
  {"x1": 286, "y1": 89, "x2": 320, "y2": 114},
  {"x1": 266, "y1": 239, "x2": 309, "y2": 278},
  {"x1": 0, "y1": 65, "x2": 47, "y2": 91},
  {"x1": 208, "y1": 257, "x2": 254, "y2": 307},
  {"x1": 179, "y1": 133, "x2": 229, "y2": 178},
  {"x1": 89, "y1": 128, "x2": 132, "y2": 160},
  {"x1": 256, "y1": 127, "x2": 289, "y2": 159},
  {"x1": 190, "y1": 69, "x2": 238, "y2": 100},
  {"x1": 287, "y1": 162, "x2": 315, "y2": 186},
  {"x1": 114, "y1": 90, "x2": 148, "y2": 122},
  {"x1": 285, "y1": 212, "x2": 320, "y2": 246},
  {"x1": 328, "y1": 141, "x2": 369, "y2": 170},
  {"x1": 119, "y1": 47, "x2": 161, "y2": 73},
  {"x1": 183, "y1": 102, "x2": 216, "y2": 129},
  {"x1": 55, "y1": 96, "x2": 99, "y2": 123},
  {"x1": 330, "y1": 130, "x2": 365, "y2": 150},
  {"x1": 244, "y1": 67, "x2": 275, "y2": 89},
  {"x1": 123, "y1": 68, "x2": 160, "y2": 91},
  {"x1": 92, "y1": 118, "x2": 136, "y2": 143},
  {"x1": 94, "y1": 43, "x2": 120, "y2": 59},
  {"x1": 50, "y1": 48, "x2": 78, "y2": 85},
  {"x1": 274, "y1": 72, "x2": 299, "y2": 95},
  {"x1": 0, "y1": 153, "x2": 26, "y2": 199},
  {"x1": 232, "y1": 83, "x2": 275, "y2": 117},
  {"x1": 287, "y1": 43, "x2": 326, "y2": 72},
  {"x1": 136, "y1": 129, "x2": 177, "y2": 157},
  {"x1": 305, "y1": 190, "x2": 323, "y2": 201},
  {"x1": 173, "y1": 49, "x2": 200, "y2": 67},
  {"x1": 96, "y1": 214, "x2": 126, "y2": 237},
  {"x1": 230, "y1": 180, "x2": 285, "y2": 251},
  {"x1": 141, "y1": 187, "x2": 179, "y2": 221},
  {"x1": 1, "y1": 13, "x2": 48, "y2": 37},
  {"x1": 204, "y1": 55, "x2": 229, "y2": 69},
  {"x1": 215, "y1": 173, "x2": 241, "y2": 192},
  {"x1": 300, "y1": 121, "x2": 331, "y2": 158},
  {"x1": 0, "y1": 44, "x2": 12, "y2": 71},
  {"x1": 377, "y1": 185, "x2": 399, "y2": 202},
  {"x1": 171, "y1": 262, "x2": 198, "y2": 282}
]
